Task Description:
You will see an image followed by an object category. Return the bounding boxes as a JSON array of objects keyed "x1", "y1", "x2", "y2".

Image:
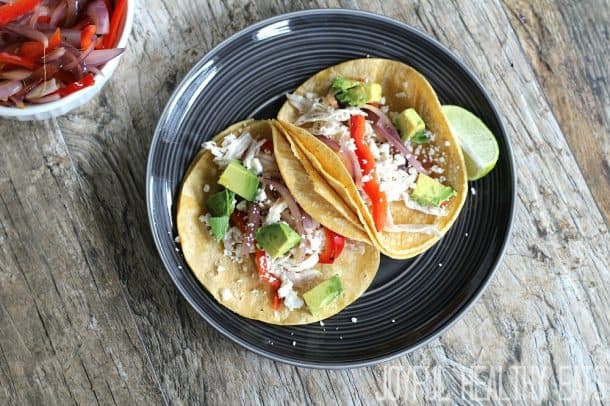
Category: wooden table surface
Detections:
[{"x1": 1, "y1": 1, "x2": 608, "y2": 404}]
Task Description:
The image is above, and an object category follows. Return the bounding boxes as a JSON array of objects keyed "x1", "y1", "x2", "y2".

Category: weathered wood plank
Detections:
[
  {"x1": 0, "y1": 0, "x2": 607, "y2": 404},
  {"x1": 0, "y1": 123, "x2": 165, "y2": 404},
  {"x1": 502, "y1": 0, "x2": 610, "y2": 224}
]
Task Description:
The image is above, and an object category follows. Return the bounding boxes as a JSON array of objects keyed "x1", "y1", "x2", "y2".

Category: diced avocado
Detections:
[
  {"x1": 331, "y1": 77, "x2": 361, "y2": 94},
  {"x1": 255, "y1": 223, "x2": 301, "y2": 259},
  {"x1": 208, "y1": 216, "x2": 229, "y2": 241},
  {"x1": 396, "y1": 108, "x2": 426, "y2": 142},
  {"x1": 218, "y1": 160, "x2": 259, "y2": 202},
  {"x1": 331, "y1": 77, "x2": 382, "y2": 106},
  {"x1": 411, "y1": 174, "x2": 456, "y2": 207},
  {"x1": 303, "y1": 275, "x2": 343, "y2": 316},
  {"x1": 206, "y1": 189, "x2": 236, "y2": 217},
  {"x1": 362, "y1": 82, "x2": 382, "y2": 104}
]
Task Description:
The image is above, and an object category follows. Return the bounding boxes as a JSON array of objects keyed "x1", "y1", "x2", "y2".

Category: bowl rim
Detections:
[
  {"x1": 146, "y1": 8, "x2": 517, "y2": 369},
  {"x1": 0, "y1": 0, "x2": 135, "y2": 117}
]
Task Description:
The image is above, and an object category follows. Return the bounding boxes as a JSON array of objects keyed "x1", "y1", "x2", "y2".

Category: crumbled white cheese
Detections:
[
  {"x1": 278, "y1": 279, "x2": 304, "y2": 310},
  {"x1": 249, "y1": 157, "x2": 263, "y2": 175},
  {"x1": 203, "y1": 184, "x2": 210, "y2": 193},
  {"x1": 255, "y1": 187, "x2": 267, "y2": 203},
  {"x1": 351, "y1": 317, "x2": 358, "y2": 323},
  {"x1": 220, "y1": 288, "x2": 233, "y2": 301},
  {"x1": 235, "y1": 200, "x2": 248, "y2": 211},
  {"x1": 430, "y1": 165, "x2": 445, "y2": 174},
  {"x1": 203, "y1": 132, "x2": 253, "y2": 169},
  {"x1": 217, "y1": 265, "x2": 226, "y2": 273},
  {"x1": 222, "y1": 226, "x2": 244, "y2": 263},
  {"x1": 380, "y1": 96, "x2": 386, "y2": 105},
  {"x1": 319, "y1": 321, "x2": 325, "y2": 326},
  {"x1": 174, "y1": 236, "x2": 180, "y2": 243},
  {"x1": 292, "y1": 341, "x2": 296, "y2": 347},
  {"x1": 265, "y1": 199, "x2": 287, "y2": 225},
  {"x1": 471, "y1": 187, "x2": 477, "y2": 195},
  {"x1": 444, "y1": 141, "x2": 451, "y2": 147}
]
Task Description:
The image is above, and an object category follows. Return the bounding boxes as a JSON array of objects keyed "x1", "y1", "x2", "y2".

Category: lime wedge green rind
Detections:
[{"x1": 442, "y1": 105, "x2": 500, "y2": 181}]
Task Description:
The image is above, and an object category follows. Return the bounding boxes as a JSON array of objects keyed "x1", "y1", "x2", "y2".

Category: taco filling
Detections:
[
  {"x1": 198, "y1": 127, "x2": 360, "y2": 313},
  {"x1": 284, "y1": 77, "x2": 457, "y2": 236}
]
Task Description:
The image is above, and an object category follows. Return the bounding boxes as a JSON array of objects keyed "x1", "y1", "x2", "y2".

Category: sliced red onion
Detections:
[
  {"x1": 242, "y1": 203, "x2": 260, "y2": 255},
  {"x1": 4, "y1": 23, "x2": 48, "y2": 47},
  {"x1": 80, "y1": 39, "x2": 96, "y2": 60},
  {"x1": 363, "y1": 104, "x2": 428, "y2": 174},
  {"x1": 343, "y1": 146, "x2": 363, "y2": 187},
  {"x1": 84, "y1": 48, "x2": 124, "y2": 67},
  {"x1": 28, "y1": 93, "x2": 61, "y2": 104},
  {"x1": 9, "y1": 95, "x2": 25, "y2": 108},
  {"x1": 0, "y1": 69, "x2": 32, "y2": 81},
  {"x1": 50, "y1": 2, "x2": 67, "y2": 27},
  {"x1": 42, "y1": 47, "x2": 66, "y2": 62},
  {"x1": 260, "y1": 177, "x2": 304, "y2": 235},
  {"x1": 64, "y1": 0, "x2": 81, "y2": 27},
  {"x1": 86, "y1": 0, "x2": 110, "y2": 34},
  {"x1": 61, "y1": 29, "x2": 81, "y2": 48},
  {"x1": 26, "y1": 79, "x2": 59, "y2": 100},
  {"x1": 0, "y1": 81, "x2": 23, "y2": 102},
  {"x1": 315, "y1": 134, "x2": 340, "y2": 151},
  {"x1": 301, "y1": 210, "x2": 315, "y2": 233}
]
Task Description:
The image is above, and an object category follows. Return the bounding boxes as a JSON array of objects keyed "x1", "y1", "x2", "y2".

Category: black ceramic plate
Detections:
[{"x1": 147, "y1": 9, "x2": 515, "y2": 368}]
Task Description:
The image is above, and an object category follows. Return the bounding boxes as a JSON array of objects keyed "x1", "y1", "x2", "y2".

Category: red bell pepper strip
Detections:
[
  {"x1": 102, "y1": 0, "x2": 127, "y2": 49},
  {"x1": 230, "y1": 210, "x2": 248, "y2": 234},
  {"x1": 0, "y1": 0, "x2": 42, "y2": 26},
  {"x1": 318, "y1": 228, "x2": 346, "y2": 264},
  {"x1": 81, "y1": 24, "x2": 97, "y2": 50},
  {"x1": 20, "y1": 28, "x2": 61, "y2": 60},
  {"x1": 0, "y1": 52, "x2": 36, "y2": 69},
  {"x1": 37, "y1": 15, "x2": 51, "y2": 24},
  {"x1": 255, "y1": 249, "x2": 281, "y2": 289},
  {"x1": 261, "y1": 139, "x2": 274, "y2": 154},
  {"x1": 272, "y1": 291, "x2": 282, "y2": 310},
  {"x1": 57, "y1": 73, "x2": 95, "y2": 97},
  {"x1": 350, "y1": 114, "x2": 387, "y2": 232}
]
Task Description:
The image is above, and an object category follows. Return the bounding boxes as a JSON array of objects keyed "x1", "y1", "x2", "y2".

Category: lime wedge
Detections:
[{"x1": 442, "y1": 105, "x2": 499, "y2": 181}]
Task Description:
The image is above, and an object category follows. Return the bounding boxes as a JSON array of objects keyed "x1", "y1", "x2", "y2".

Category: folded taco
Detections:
[
  {"x1": 277, "y1": 58, "x2": 468, "y2": 259},
  {"x1": 176, "y1": 120, "x2": 379, "y2": 325}
]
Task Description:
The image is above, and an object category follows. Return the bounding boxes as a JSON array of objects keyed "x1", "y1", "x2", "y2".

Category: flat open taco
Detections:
[
  {"x1": 177, "y1": 120, "x2": 379, "y2": 325},
  {"x1": 277, "y1": 58, "x2": 468, "y2": 259}
]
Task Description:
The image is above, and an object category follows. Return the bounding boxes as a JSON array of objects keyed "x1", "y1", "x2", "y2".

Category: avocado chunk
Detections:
[
  {"x1": 208, "y1": 216, "x2": 229, "y2": 241},
  {"x1": 255, "y1": 223, "x2": 301, "y2": 259},
  {"x1": 303, "y1": 275, "x2": 343, "y2": 316},
  {"x1": 362, "y1": 83, "x2": 382, "y2": 104},
  {"x1": 218, "y1": 160, "x2": 259, "y2": 202},
  {"x1": 411, "y1": 174, "x2": 456, "y2": 207},
  {"x1": 206, "y1": 189, "x2": 236, "y2": 217},
  {"x1": 396, "y1": 108, "x2": 426, "y2": 143},
  {"x1": 331, "y1": 77, "x2": 382, "y2": 106}
]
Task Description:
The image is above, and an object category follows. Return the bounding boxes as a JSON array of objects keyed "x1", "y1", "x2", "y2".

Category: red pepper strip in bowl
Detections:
[
  {"x1": 318, "y1": 228, "x2": 346, "y2": 264},
  {"x1": 0, "y1": 0, "x2": 42, "y2": 26},
  {"x1": 57, "y1": 73, "x2": 95, "y2": 97},
  {"x1": 81, "y1": 25, "x2": 97, "y2": 50},
  {"x1": 102, "y1": 0, "x2": 127, "y2": 49},
  {"x1": 350, "y1": 114, "x2": 388, "y2": 232},
  {"x1": 0, "y1": 52, "x2": 37, "y2": 70},
  {"x1": 19, "y1": 28, "x2": 61, "y2": 61}
]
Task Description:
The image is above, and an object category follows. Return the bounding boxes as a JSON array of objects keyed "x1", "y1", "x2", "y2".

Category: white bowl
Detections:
[{"x1": 0, "y1": 0, "x2": 135, "y2": 121}]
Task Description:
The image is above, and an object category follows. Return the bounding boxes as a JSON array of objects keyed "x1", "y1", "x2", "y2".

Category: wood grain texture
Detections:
[
  {"x1": 502, "y1": 0, "x2": 610, "y2": 224},
  {"x1": 0, "y1": 0, "x2": 608, "y2": 404}
]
